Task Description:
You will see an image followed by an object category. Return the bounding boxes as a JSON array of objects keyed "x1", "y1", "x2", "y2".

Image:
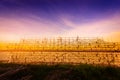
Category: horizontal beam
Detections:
[{"x1": 0, "y1": 50, "x2": 120, "y2": 52}]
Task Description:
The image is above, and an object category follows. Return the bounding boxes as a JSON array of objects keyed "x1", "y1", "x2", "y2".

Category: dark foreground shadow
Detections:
[{"x1": 0, "y1": 63, "x2": 120, "y2": 80}]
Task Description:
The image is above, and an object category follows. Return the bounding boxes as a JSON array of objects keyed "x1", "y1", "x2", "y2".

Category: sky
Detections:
[{"x1": 0, "y1": 0, "x2": 120, "y2": 42}]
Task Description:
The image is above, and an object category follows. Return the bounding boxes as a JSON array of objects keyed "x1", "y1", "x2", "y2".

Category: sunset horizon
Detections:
[
  {"x1": 0, "y1": 0, "x2": 120, "y2": 42},
  {"x1": 1, "y1": 1, "x2": 120, "y2": 80}
]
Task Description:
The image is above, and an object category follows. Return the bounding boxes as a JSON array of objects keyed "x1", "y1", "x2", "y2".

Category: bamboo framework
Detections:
[
  {"x1": 0, "y1": 37, "x2": 120, "y2": 66},
  {"x1": 0, "y1": 37, "x2": 120, "y2": 52}
]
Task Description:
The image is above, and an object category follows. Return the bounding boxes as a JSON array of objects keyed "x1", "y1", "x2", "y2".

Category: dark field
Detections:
[{"x1": 0, "y1": 63, "x2": 120, "y2": 80}]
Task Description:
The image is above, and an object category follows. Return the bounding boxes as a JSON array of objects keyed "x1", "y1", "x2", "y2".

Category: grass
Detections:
[{"x1": 0, "y1": 63, "x2": 120, "y2": 80}]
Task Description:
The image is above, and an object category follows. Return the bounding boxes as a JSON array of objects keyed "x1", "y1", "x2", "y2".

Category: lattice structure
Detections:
[
  {"x1": 0, "y1": 37, "x2": 120, "y2": 52},
  {"x1": 0, "y1": 37, "x2": 120, "y2": 66}
]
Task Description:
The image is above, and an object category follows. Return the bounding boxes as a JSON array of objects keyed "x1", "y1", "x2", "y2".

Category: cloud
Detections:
[
  {"x1": 0, "y1": 16, "x2": 66, "y2": 41},
  {"x1": 60, "y1": 14, "x2": 120, "y2": 41},
  {"x1": 0, "y1": 11, "x2": 120, "y2": 42}
]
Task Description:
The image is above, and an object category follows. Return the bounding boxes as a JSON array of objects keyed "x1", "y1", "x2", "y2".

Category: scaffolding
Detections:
[
  {"x1": 0, "y1": 37, "x2": 120, "y2": 52},
  {"x1": 0, "y1": 37, "x2": 120, "y2": 66}
]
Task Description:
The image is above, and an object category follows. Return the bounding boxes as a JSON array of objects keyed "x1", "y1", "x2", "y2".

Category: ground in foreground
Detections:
[{"x1": 0, "y1": 63, "x2": 120, "y2": 80}]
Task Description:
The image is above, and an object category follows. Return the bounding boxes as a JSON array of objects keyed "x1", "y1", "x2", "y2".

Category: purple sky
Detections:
[{"x1": 0, "y1": 0, "x2": 120, "y2": 41}]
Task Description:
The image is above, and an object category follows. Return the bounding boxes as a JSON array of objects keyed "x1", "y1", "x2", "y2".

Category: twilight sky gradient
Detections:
[{"x1": 0, "y1": 0, "x2": 120, "y2": 41}]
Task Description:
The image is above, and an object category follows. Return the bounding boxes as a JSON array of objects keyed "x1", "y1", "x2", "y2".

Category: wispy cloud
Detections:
[
  {"x1": 0, "y1": 16, "x2": 67, "y2": 41},
  {"x1": 0, "y1": 13, "x2": 120, "y2": 42},
  {"x1": 60, "y1": 14, "x2": 120, "y2": 41},
  {"x1": 0, "y1": 0, "x2": 120, "y2": 42}
]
